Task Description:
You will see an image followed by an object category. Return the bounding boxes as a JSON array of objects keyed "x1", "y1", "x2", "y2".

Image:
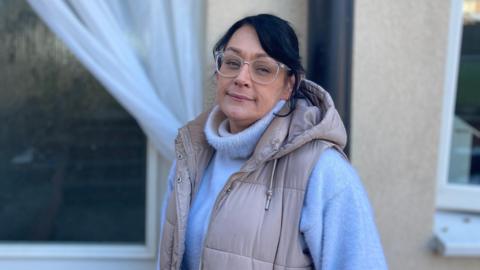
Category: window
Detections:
[
  {"x1": 0, "y1": 1, "x2": 165, "y2": 268},
  {"x1": 435, "y1": 0, "x2": 480, "y2": 257},
  {"x1": 437, "y1": 0, "x2": 480, "y2": 212}
]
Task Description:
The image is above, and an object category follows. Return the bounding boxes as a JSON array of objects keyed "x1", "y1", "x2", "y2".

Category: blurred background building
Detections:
[{"x1": 0, "y1": 0, "x2": 479, "y2": 269}]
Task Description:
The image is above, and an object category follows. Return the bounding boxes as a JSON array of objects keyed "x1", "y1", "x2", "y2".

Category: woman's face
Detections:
[{"x1": 216, "y1": 25, "x2": 293, "y2": 133}]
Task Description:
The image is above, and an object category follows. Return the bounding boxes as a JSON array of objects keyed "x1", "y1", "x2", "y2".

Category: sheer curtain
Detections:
[{"x1": 27, "y1": 0, "x2": 204, "y2": 160}]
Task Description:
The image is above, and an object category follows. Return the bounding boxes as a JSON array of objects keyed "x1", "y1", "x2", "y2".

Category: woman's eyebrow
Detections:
[
  {"x1": 225, "y1": 47, "x2": 241, "y2": 54},
  {"x1": 225, "y1": 47, "x2": 269, "y2": 58}
]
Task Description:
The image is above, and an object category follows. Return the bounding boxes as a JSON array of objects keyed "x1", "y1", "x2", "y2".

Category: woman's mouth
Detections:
[{"x1": 227, "y1": 92, "x2": 253, "y2": 102}]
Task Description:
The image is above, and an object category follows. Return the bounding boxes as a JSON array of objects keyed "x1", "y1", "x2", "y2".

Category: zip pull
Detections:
[
  {"x1": 265, "y1": 190, "x2": 273, "y2": 210},
  {"x1": 265, "y1": 159, "x2": 278, "y2": 211}
]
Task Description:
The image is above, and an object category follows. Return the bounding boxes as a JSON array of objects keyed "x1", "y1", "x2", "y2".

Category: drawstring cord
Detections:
[{"x1": 265, "y1": 159, "x2": 278, "y2": 211}]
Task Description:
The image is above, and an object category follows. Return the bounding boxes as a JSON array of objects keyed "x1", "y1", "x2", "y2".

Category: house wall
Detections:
[{"x1": 350, "y1": 0, "x2": 480, "y2": 269}]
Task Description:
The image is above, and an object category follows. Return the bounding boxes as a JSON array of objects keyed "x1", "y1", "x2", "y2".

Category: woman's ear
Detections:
[{"x1": 281, "y1": 75, "x2": 295, "y2": 100}]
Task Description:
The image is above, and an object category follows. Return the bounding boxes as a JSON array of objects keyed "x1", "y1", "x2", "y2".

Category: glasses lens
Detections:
[
  {"x1": 215, "y1": 52, "x2": 281, "y2": 84},
  {"x1": 217, "y1": 54, "x2": 242, "y2": 77},
  {"x1": 251, "y1": 59, "x2": 278, "y2": 84}
]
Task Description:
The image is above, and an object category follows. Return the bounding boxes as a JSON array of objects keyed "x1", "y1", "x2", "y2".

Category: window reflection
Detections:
[
  {"x1": 0, "y1": 0, "x2": 146, "y2": 242},
  {"x1": 449, "y1": 0, "x2": 480, "y2": 185}
]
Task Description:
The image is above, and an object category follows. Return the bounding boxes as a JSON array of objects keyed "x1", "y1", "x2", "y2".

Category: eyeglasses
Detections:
[{"x1": 214, "y1": 51, "x2": 291, "y2": 85}]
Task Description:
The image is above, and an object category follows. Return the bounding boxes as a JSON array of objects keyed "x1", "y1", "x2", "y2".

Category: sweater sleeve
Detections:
[{"x1": 300, "y1": 149, "x2": 388, "y2": 270}]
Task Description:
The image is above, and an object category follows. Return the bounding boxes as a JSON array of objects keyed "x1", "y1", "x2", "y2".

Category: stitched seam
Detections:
[
  {"x1": 235, "y1": 180, "x2": 308, "y2": 192},
  {"x1": 204, "y1": 247, "x2": 312, "y2": 268}
]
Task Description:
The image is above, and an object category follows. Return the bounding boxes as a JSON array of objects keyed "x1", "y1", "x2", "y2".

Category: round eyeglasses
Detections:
[{"x1": 214, "y1": 51, "x2": 291, "y2": 85}]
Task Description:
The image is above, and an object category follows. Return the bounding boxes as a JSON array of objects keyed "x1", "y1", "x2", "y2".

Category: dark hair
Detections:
[{"x1": 213, "y1": 14, "x2": 305, "y2": 116}]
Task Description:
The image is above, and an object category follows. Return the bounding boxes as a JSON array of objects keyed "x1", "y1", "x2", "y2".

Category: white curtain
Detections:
[{"x1": 27, "y1": 0, "x2": 204, "y2": 160}]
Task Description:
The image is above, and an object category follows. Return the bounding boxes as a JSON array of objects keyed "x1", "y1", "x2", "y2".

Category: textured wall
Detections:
[
  {"x1": 351, "y1": 0, "x2": 480, "y2": 269},
  {"x1": 203, "y1": 0, "x2": 308, "y2": 108}
]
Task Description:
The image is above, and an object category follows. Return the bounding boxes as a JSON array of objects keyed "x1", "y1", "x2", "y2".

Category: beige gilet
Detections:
[{"x1": 159, "y1": 80, "x2": 347, "y2": 270}]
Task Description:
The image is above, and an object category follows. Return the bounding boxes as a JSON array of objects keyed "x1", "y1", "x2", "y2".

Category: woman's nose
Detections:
[{"x1": 233, "y1": 63, "x2": 252, "y2": 87}]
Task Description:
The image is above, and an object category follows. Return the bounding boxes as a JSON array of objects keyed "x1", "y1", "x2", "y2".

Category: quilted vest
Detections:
[{"x1": 159, "y1": 80, "x2": 347, "y2": 270}]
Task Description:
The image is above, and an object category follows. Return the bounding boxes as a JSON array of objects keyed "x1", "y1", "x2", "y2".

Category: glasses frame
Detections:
[{"x1": 214, "y1": 51, "x2": 291, "y2": 85}]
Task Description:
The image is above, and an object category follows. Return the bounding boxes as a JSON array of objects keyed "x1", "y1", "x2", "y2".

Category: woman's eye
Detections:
[
  {"x1": 255, "y1": 65, "x2": 273, "y2": 75},
  {"x1": 224, "y1": 59, "x2": 241, "y2": 69}
]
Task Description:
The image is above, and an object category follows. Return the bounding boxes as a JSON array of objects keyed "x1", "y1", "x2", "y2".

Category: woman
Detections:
[{"x1": 158, "y1": 14, "x2": 387, "y2": 270}]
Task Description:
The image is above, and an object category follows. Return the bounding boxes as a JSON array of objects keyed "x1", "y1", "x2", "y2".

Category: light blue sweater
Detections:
[{"x1": 158, "y1": 102, "x2": 387, "y2": 270}]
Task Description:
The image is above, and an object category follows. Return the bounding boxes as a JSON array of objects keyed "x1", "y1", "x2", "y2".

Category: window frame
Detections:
[
  {"x1": 436, "y1": 0, "x2": 480, "y2": 212},
  {"x1": 0, "y1": 141, "x2": 168, "y2": 263}
]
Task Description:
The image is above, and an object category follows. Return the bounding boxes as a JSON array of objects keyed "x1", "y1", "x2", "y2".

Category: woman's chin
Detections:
[
  {"x1": 221, "y1": 109, "x2": 255, "y2": 130},
  {"x1": 221, "y1": 103, "x2": 249, "y2": 118},
  {"x1": 224, "y1": 110, "x2": 250, "y2": 123}
]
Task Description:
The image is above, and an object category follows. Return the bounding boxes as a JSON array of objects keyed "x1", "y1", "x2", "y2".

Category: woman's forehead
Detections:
[{"x1": 224, "y1": 26, "x2": 268, "y2": 58}]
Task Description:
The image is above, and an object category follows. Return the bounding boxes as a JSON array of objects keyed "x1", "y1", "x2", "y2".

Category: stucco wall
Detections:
[
  {"x1": 203, "y1": 0, "x2": 308, "y2": 108},
  {"x1": 351, "y1": 0, "x2": 480, "y2": 269}
]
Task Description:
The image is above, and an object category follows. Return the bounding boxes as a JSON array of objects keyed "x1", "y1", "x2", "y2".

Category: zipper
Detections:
[
  {"x1": 180, "y1": 130, "x2": 196, "y2": 185},
  {"x1": 215, "y1": 183, "x2": 233, "y2": 211},
  {"x1": 175, "y1": 129, "x2": 197, "y2": 269},
  {"x1": 197, "y1": 171, "x2": 243, "y2": 270}
]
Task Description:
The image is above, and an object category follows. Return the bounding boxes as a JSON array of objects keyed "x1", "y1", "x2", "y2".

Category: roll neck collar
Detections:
[{"x1": 204, "y1": 101, "x2": 286, "y2": 159}]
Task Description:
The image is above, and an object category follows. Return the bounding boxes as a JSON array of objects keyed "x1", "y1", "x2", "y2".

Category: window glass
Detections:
[
  {"x1": 0, "y1": 0, "x2": 146, "y2": 243},
  {"x1": 448, "y1": 0, "x2": 480, "y2": 186}
]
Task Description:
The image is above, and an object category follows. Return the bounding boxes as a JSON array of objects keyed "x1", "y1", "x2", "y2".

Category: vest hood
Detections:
[
  {"x1": 284, "y1": 79, "x2": 347, "y2": 151},
  {"x1": 246, "y1": 79, "x2": 347, "y2": 168}
]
